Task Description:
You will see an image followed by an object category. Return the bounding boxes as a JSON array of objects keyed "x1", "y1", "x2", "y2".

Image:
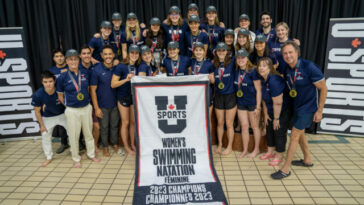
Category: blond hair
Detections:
[
  {"x1": 167, "y1": 14, "x2": 184, "y2": 27},
  {"x1": 275, "y1": 22, "x2": 289, "y2": 38},
  {"x1": 126, "y1": 19, "x2": 141, "y2": 42}
]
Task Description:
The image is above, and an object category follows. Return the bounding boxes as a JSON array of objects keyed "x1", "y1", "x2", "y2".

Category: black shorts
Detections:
[
  {"x1": 118, "y1": 95, "x2": 133, "y2": 107},
  {"x1": 238, "y1": 105, "x2": 256, "y2": 111},
  {"x1": 214, "y1": 93, "x2": 236, "y2": 110}
]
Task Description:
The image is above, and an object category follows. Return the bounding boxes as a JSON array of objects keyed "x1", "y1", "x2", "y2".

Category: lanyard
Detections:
[
  {"x1": 67, "y1": 71, "x2": 81, "y2": 93},
  {"x1": 238, "y1": 70, "x2": 246, "y2": 90},
  {"x1": 218, "y1": 63, "x2": 224, "y2": 82},
  {"x1": 151, "y1": 37, "x2": 158, "y2": 52},
  {"x1": 114, "y1": 30, "x2": 121, "y2": 48},
  {"x1": 171, "y1": 57, "x2": 180, "y2": 76},
  {"x1": 287, "y1": 67, "x2": 299, "y2": 90},
  {"x1": 191, "y1": 31, "x2": 200, "y2": 51},
  {"x1": 208, "y1": 25, "x2": 215, "y2": 45},
  {"x1": 101, "y1": 37, "x2": 110, "y2": 47},
  {"x1": 193, "y1": 60, "x2": 204, "y2": 75},
  {"x1": 131, "y1": 31, "x2": 137, "y2": 45},
  {"x1": 170, "y1": 26, "x2": 180, "y2": 41}
]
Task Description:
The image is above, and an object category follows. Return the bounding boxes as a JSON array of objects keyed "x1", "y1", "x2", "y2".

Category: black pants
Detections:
[
  {"x1": 266, "y1": 108, "x2": 292, "y2": 153},
  {"x1": 52, "y1": 125, "x2": 68, "y2": 145}
]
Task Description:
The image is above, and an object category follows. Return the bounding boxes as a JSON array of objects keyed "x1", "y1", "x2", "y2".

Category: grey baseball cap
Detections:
[
  {"x1": 238, "y1": 28, "x2": 250, "y2": 36},
  {"x1": 255, "y1": 34, "x2": 267, "y2": 42},
  {"x1": 239, "y1": 14, "x2": 250, "y2": 21},
  {"x1": 188, "y1": 3, "x2": 198, "y2": 10},
  {"x1": 193, "y1": 42, "x2": 204, "y2": 49},
  {"x1": 65, "y1": 49, "x2": 79, "y2": 58},
  {"x1": 128, "y1": 45, "x2": 140, "y2": 53},
  {"x1": 100, "y1": 21, "x2": 112, "y2": 29},
  {"x1": 236, "y1": 49, "x2": 249, "y2": 57},
  {"x1": 111, "y1": 12, "x2": 122, "y2": 21},
  {"x1": 169, "y1": 6, "x2": 181, "y2": 14},
  {"x1": 167, "y1": 41, "x2": 179, "y2": 49},
  {"x1": 215, "y1": 42, "x2": 227, "y2": 50},
  {"x1": 140, "y1": 45, "x2": 151, "y2": 54},
  {"x1": 206, "y1": 6, "x2": 217, "y2": 13},
  {"x1": 150, "y1": 17, "x2": 161, "y2": 25},
  {"x1": 127, "y1": 12, "x2": 137, "y2": 20},
  {"x1": 188, "y1": 15, "x2": 200, "y2": 23},
  {"x1": 224, "y1": 28, "x2": 234, "y2": 36}
]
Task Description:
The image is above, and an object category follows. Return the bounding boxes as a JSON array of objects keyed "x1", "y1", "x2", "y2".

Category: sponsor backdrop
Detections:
[
  {"x1": 131, "y1": 75, "x2": 227, "y2": 205},
  {"x1": 0, "y1": 28, "x2": 40, "y2": 139},
  {"x1": 318, "y1": 18, "x2": 364, "y2": 137}
]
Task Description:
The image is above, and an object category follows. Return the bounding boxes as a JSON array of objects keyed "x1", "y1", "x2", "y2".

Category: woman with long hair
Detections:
[
  {"x1": 235, "y1": 28, "x2": 252, "y2": 53},
  {"x1": 138, "y1": 45, "x2": 157, "y2": 76},
  {"x1": 121, "y1": 13, "x2": 144, "y2": 60}
]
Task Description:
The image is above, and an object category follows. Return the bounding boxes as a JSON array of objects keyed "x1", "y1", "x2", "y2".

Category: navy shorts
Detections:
[
  {"x1": 292, "y1": 112, "x2": 314, "y2": 130},
  {"x1": 118, "y1": 95, "x2": 133, "y2": 107},
  {"x1": 214, "y1": 93, "x2": 236, "y2": 110},
  {"x1": 237, "y1": 105, "x2": 256, "y2": 111}
]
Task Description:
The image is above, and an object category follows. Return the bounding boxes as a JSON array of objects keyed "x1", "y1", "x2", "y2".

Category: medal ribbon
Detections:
[
  {"x1": 191, "y1": 31, "x2": 200, "y2": 51},
  {"x1": 68, "y1": 71, "x2": 81, "y2": 93},
  {"x1": 193, "y1": 60, "x2": 204, "y2": 75},
  {"x1": 132, "y1": 31, "x2": 137, "y2": 45},
  {"x1": 238, "y1": 71, "x2": 246, "y2": 90},
  {"x1": 208, "y1": 26, "x2": 215, "y2": 50},
  {"x1": 171, "y1": 57, "x2": 180, "y2": 76},
  {"x1": 171, "y1": 26, "x2": 180, "y2": 41},
  {"x1": 288, "y1": 67, "x2": 299, "y2": 90},
  {"x1": 151, "y1": 37, "x2": 157, "y2": 52},
  {"x1": 218, "y1": 64, "x2": 224, "y2": 82},
  {"x1": 114, "y1": 30, "x2": 121, "y2": 48}
]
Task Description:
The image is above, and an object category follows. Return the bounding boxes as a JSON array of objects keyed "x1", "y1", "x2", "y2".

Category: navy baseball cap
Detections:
[
  {"x1": 216, "y1": 42, "x2": 227, "y2": 50},
  {"x1": 100, "y1": 21, "x2": 112, "y2": 29},
  {"x1": 224, "y1": 29, "x2": 234, "y2": 36},
  {"x1": 150, "y1": 17, "x2": 161, "y2": 25},
  {"x1": 128, "y1": 45, "x2": 140, "y2": 53},
  {"x1": 238, "y1": 28, "x2": 250, "y2": 36},
  {"x1": 169, "y1": 6, "x2": 181, "y2": 14},
  {"x1": 193, "y1": 42, "x2": 204, "y2": 49},
  {"x1": 140, "y1": 45, "x2": 151, "y2": 54},
  {"x1": 188, "y1": 3, "x2": 198, "y2": 10},
  {"x1": 255, "y1": 34, "x2": 267, "y2": 42},
  {"x1": 239, "y1": 14, "x2": 250, "y2": 21},
  {"x1": 189, "y1": 15, "x2": 200, "y2": 23},
  {"x1": 65, "y1": 49, "x2": 79, "y2": 58},
  {"x1": 168, "y1": 41, "x2": 179, "y2": 49},
  {"x1": 206, "y1": 6, "x2": 217, "y2": 13},
  {"x1": 111, "y1": 12, "x2": 122, "y2": 21},
  {"x1": 127, "y1": 12, "x2": 137, "y2": 20},
  {"x1": 236, "y1": 49, "x2": 249, "y2": 57}
]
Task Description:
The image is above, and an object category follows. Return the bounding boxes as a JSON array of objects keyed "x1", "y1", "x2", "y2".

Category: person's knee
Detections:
[{"x1": 93, "y1": 122, "x2": 100, "y2": 130}]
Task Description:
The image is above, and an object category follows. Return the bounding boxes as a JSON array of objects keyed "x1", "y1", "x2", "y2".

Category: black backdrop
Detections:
[{"x1": 1, "y1": 0, "x2": 363, "y2": 89}]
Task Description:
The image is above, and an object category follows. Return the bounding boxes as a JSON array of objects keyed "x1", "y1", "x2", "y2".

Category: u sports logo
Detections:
[{"x1": 155, "y1": 96, "x2": 187, "y2": 134}]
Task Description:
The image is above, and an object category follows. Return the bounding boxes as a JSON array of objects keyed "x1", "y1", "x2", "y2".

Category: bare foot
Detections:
[
  {"x1": 113, "y1": 145, "x2": 119, "y2": 152},
  {"x1": 215, "y1": 146, "x2": 222, "y2": 154},
  {"x1": 125, "y1": 148, "x2": 136, "y2": 156},
  {"x1": 221, "y1": 147, "x2": 232, "y2": 156},
  {"x1": 238, "y1": 151, "x2": 248, "y2": 158},
  {"x1": 103, "y1": 147, "x2": 110, "y2": 157},
  {"x1": 95, "y1": 146, "x2": 100, "y2": 154},
  {"x1": 247, "y1": 150, "x2": 260, "y2": 158},
  {"x1": 131, "y1": 145, "x2": 137, "y2": 152},
  {"x1": 90, "y1": 157, "x2": 101, "y2": 163},
  {"x1": 41, "y1": 159, "x2": 52, "y2": 167},
  {"x1": 74, "y1": 162, "x2": 82, "y2": 168}
]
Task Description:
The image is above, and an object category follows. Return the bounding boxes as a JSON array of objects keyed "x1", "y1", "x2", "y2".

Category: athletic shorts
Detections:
[
  {"x1": 118, "y1": 95, "x2": 133, "y2": 107},
  {"x1": 237, "y1": 105, "x2": 256, "y2": 111},
  {"x1": 214, "y1": 93, "x2": 236, "y2": 110},
  {"x1": 292, "y1": 112, "x2": 314, "y2": 130}
]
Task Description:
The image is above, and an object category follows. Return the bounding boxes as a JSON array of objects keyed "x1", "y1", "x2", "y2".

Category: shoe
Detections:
[
  {"x1": 117, "y1": 148, "x2": 125, "y2": 156},
  {"x1": 291, "y1": 159, "x2": 314, "y2": 167},
  {"x1": 56, "y1": 144, "x2": 69, "y2": 154},
  {"x1": 79, "y1": 144, "x2": 86, "y2": 151},
  {"x1": 271, "y1": 170, "x2": 291, "y2": 180}
]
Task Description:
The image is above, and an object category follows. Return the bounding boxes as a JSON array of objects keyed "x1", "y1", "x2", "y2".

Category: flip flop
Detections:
[
  {"x1": 259, "y1": 153, "x2": 275, "y2": 160},
  {"x1": 292, "y1": 159, "x2": 314, "y2": 167},
  {"x1": 269, "y1": 158, "x2": 282, "y2": 166},
  {"x1": 271, "y1": 170, "x2": 291, "y2": 180}
]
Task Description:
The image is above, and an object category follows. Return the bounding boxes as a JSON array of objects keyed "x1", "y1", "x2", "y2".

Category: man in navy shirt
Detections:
[
  {"x1": 48, "y1": 48, "x2": 69, "y2": 154},
  {"x1": 271, "y1": 41, "x2": 328, "y2": 179},
  {"x1": 90, "y1": 45, "x2": 120, "y2": 157},
  {"x1": 255, "y1": 11, "x2": 276, "y2": 43},
  {"x1": 32, "y1": 71, "x2": 67, "y2": 167},
  {"x1": 57, "y1": 49, "x2": 101, "y2": 168}
]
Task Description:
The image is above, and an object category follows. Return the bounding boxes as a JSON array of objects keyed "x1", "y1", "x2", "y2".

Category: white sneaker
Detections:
[{"x1": 117, "y1": 148, "x2": 125, "y2": 156}]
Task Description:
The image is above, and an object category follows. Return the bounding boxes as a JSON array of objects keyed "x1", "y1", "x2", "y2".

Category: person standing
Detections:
[
  {"x1": 32, "y1": 71, "x2": 67, "y2": 167},
  {"x1": 57, "y1": 49, "x2": 101, "y2": 168},
  {"x1": 271, "y1": 41, "x2": 328, "y2": 179},
  {"x1": 255, "y1": 11, "x2": 276, "y2": 42},
  {"x1": 89, "y1": 21, "x2": 117, "y2": 64}
]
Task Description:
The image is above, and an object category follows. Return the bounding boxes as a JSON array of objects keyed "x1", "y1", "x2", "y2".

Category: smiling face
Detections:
[
  {"x1": 276, "y1": 25, "x2": 289, "y2": 40},
  {"x1": 101, "y1": 48, "x2": 114, "y2": 65},
  {"x1": 189, "y1": 21, "x2": 200, "y2": 32},
  {"x1": 237, "y1": 34, "x2": 248, "y2": 46},
  {"x1": 168, "y1": 48, "x2": 179, "y2": 58},
  {"x1": 142, "y1": 51, "x2": 152, "y2": 63},
  {"x1": 80, "y1": 48, "x2": 92, "y2": 65},
  {"x1": 224, "y1": 35, "x2": 234, "y2": 45},
  {"x1": 258, "y1": 60, "x2": 270, "y2": 77},
  {"x1": 112, "y1": 20, "x2": 122, "y2": 28},
  {"x1": 151, "y1": 24, "x2": 160, "y2": 33},
  {"x1": 216, "y1": 49, "x2": 227, "y2": 61},
  {"x1": 239, "y1": 19, "x2": 250, "y2": 29},
  {"x1": 206, "y1": 11, "x2": 217, "y2": 22},
  {"x1": 236, "y1": 56, "x2": 248, "y2": 68},
  {"x1": 282, "y1": 44, "x2": 299, "y2": 67},
  {"x1": 260, "y1": 14, "x2": 272, "y2": 28},
  {"x1": 128, "y1": 18, "x2": 137, "y2": 28},
  {"x1": 188, "y1": 9, "x2": 198, "y2": 17},
  {"x1": 254, "y1": 41, "x2": 266, "y2": 52},
  {"x1": 169, "y1": 12, "x2": 180, "y2": 23},
  {"x1": 193, "y1": 47, "x2": 204, "y2": 59},
  {"x1": 53, "y1": 52, "x2": 65, "y2": 66},
  {"x1": 100, "y1": 27, "x2": 112, "y2": 37},
  {"x1": 129, "y1": 51, "x2": 139, "y2": 63},
  {"x1": 66, "y1": 56, "x2": 79, "y2": 70}
]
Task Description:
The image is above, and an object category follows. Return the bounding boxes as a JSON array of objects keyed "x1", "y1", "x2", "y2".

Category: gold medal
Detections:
[
  {"x1": 237, "y1": 90, "x2": 243, "y2": 98},
  {"x1": 117, "y1": 49, "x2": 121, "y2": 56},
  {"x1": 289, "y1": 89, "x2": 297, "y2": 98},
  {"x1": 77, "y1": 93, "x2": 84, "y2": 101},
  {"x1": 218, "y1": 82, "x2": 225, "y2": 89}
]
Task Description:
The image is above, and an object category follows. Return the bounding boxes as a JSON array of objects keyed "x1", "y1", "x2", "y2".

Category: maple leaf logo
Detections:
[
  {"x1": 0, "y1": 50, "x2": 6, "y2": 59},
  {"x1": 168, "y1": 104, "x2": 175, "y2": 110},
  {"x1": 352, "y1": 38, "x2": 361, "y2": 48}
]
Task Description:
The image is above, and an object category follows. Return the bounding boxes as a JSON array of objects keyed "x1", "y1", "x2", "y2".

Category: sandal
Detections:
[
  {"x1": 269, "y1": 158, "x2": 282, "y2": 166},
  {"x1": 291, "y1": 159, "x2": 314, "y2": 167},
  {"x1": 259, "y1": 153, "x2": 275, "y2": 160},
  {"x1": 271, "y1": 170, "x2": 291, "y2": 180}
]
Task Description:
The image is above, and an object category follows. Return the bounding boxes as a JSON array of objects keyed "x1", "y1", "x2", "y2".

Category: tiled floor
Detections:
[{"x1": 0, "y1": 134, "x2": 363, "y2": 205}]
